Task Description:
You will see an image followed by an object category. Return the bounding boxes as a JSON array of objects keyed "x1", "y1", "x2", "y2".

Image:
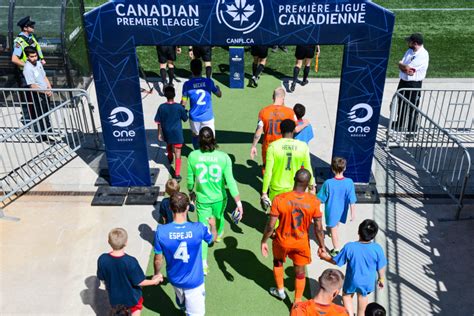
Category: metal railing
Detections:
[
  {"x1": 0, "y1": 88, "x2": 99, "y2": 208},
  {"x1": 386, "y1": 89, "x2": 472, "y2": 220}
]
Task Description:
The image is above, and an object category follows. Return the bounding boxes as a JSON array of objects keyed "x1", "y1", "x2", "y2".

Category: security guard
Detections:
[{"x1": 11, "y1": 16, "x2": 45, "y2": 76}]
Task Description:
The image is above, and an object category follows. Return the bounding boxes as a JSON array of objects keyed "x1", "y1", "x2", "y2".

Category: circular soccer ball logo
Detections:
[
  {"x1": 108, "y1": 107, "x2": 134, "y2": 128},
  {"x1": 347, "y1": 103, "x2": 373, "y2": 124},
  {"x1": 216, "y1": 0, "x2": 264, "y2": 34}
]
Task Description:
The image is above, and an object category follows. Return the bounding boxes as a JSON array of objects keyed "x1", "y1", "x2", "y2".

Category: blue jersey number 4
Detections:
[{"x1": 173, "y1": 241, "x2": 190, "y2": 263}]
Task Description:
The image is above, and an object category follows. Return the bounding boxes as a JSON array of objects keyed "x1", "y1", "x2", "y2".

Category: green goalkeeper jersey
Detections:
[
  {"x1": 187, "y1": 149, "x2": 239, "y2": 204},
  {"x1": 262, "y1": 137, "x2": 314, "y2": 193}
]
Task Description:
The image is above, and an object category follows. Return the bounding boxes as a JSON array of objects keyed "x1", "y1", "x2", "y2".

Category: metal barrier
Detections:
[
  {"x1": 0, "y1": 88, "x2": 99, "y2": 208},
  {"x1": 386, "y1": 89, "x2": 472, "y2": 220}
]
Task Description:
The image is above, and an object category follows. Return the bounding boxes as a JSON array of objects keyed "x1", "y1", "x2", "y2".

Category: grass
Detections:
[{"x1": 84, "y1": 1, "x2": 474, "y2": 78}]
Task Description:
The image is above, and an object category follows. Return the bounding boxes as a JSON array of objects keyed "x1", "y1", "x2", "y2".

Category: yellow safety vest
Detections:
[{"x1": 14, "y1": 34, "x2": 44, "y2": 63}]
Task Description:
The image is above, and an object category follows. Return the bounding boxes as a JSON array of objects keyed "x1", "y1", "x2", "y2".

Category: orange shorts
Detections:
[{"x1": 272, "y1": 241, "x2": 311, "y2": 266}]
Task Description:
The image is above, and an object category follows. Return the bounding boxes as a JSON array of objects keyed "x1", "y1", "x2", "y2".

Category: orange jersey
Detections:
[
  {"x1": 290, "y1": 300, "x2": 349, "y2": 316},
  {"x1": 270, "y1": 191, "x2": 321, "y2": 249},
  {"x1": 258, "y1": 105, "x2": 295, "y2": 147}
]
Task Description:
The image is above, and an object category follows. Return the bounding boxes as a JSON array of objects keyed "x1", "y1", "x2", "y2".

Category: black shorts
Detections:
[
  {"x1": 192, "y1": 46, "x2": 212, "y2": 62},
  {"x1": 251, "y1": 45, "x2": 269, "y2": 59},
  {"x1": 295, "y1": 45, "x2": 316, "y2": 60},
  {"x1": 156, "y1": 46, "x2": 177, "y2": 64}
]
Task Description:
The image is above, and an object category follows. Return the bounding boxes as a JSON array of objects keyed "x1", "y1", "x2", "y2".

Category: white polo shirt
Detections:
[{"x1": 399, "y1": 45, "x2": 429, "y2": 82}]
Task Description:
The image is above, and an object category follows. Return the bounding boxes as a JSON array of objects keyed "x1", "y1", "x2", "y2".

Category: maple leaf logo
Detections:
[{"x1": 226, "y1": 0, "x2": 255, "y2": 25}]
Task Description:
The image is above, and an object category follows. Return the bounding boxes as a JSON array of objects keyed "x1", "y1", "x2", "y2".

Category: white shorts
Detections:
[
  {"x1": 190, "y1": 119, "x2": 215, "y2": 136},
  {"x1": 173, "y1": 283, "x2": 206, "y2": 316}
]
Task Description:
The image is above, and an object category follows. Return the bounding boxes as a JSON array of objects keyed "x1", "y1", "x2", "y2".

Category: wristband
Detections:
[
  {"x1": 378, "y1": 277, "x2": 384, "y2": 282},
  {"x1": 236, "y1": 201, "x2": 242, "y2": 208}
]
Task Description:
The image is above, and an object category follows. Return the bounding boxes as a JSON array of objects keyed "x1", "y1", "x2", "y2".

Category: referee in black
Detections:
[
  {"x1": 290, "y1": 45, "x2": 320, "y2": 92},
  {"x1": 189, "y1": 46, "x2": 212, "y2": 79},
  {"x1": 156, "y1": 45, "x2": 181, "y2": 87}
]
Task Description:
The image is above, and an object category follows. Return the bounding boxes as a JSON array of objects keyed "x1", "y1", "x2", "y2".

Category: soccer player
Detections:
[
  {"x1": 156, "y1": 46, "x2": 181, "y2": 87},
  {"x1": 262, "y1": 119, "x2": 315, "y2": 205},
  {"x1": 187, "y1": 127, "x2": 243, "y2": 274},
  {"x1": 153, "y1": 192, "x2": 216, "y2": 315},
  {"x1": 291, "y1": 269, "x2": 349, "y2": 316},
  {"x1": 261, "y1": 169, "x2": 325, "y2": 303},
  {"x1": 290, "y1": 45, "x2": 320, "y2": 92},
  {"x1": 319, "y1": 219, "x2": 387, "y2": 316},
  {"x1": 250, "y1": 87, "x2": 308, "y2": 171},
  {"x1": 182, "y1": 59, "x2": 222, "y2": 149},
  {"x1": 189, "y1": 45, "x2": 213, "y2": 79}
]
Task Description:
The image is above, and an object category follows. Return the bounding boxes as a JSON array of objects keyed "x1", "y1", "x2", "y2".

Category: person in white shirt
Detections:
[{"x1": 393, "y1": 33, "x2": 429, "y2": 135}]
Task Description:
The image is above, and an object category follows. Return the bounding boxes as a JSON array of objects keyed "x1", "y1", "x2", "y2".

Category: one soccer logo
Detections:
[
  {"x1": 108, "y1": 107, "x2": 134, "y2": 127},
  {"x1": 347, "y1": 103, "x2": 373, "y2": 123},
  {"x1": 216, "y1": 0, "x2": 264, "y2": 34}
]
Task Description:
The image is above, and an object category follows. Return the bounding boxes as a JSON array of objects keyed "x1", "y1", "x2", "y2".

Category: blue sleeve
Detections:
[
  {"x1": 159, "y1": 199, "x2": 168, "y2": 222},
  {"x1": 209, "y1": 79, "x2": 218, "y2": 93},
  {"x1": 333, "y1": 244, "x2": 349, "y2": 267},
  {"x1": 375, "y1": 244, "x2": 387, "y2": 270},
  {"x1": 348, "y1": 180, "x2": 357, "y2": 204},
  {"x1": 182, "y1": 83, "x2": 188, "y2": 98},
  {"x1": 154, "y1": 229, "x2": 162, "y2": 254},
  {"x1": 128, "y1": 257, "x2": 146, "y2": 286},
  {"x1": 181, "y1": 106, "x2": 189, "y2": 122},
  {"x1": 202, "y1": 223, "x2": 213, "y2": 245},
  {"x1": 13, "y1": 45, "x2": 22, "y2": 57},
  {"x1": 154, "y1": 107, "x2": 161, "y2": 123},
  {"x1": 96, "y1": 256, "x2": 104, "y2": 281},
  {"x1": 317, "y1": 181, "x2": 329, "y2": 203}
]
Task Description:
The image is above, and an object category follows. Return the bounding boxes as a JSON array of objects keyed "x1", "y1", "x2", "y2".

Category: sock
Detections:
[
  {"x1": 175, "y1": 158, "x2": 182, "y2": 176},
  {"x1": 166, "y1": 144, "x2": 173, "y2": 162},
  {"x1": 160, "y1": 68, "x2": 167, "y2": 84},
  {"x1": 303, "y1": 66, "x2": 310, "y2": 81},
  {"x1": 295, "y1": 273, "x2": 306, "y2": 302},
  {"x1": 192, "y1": 136, "x2": 199, "y2": 149},
  {"x1": 168, "y1": 67, "x2": 174, "y2": 84},
  {"x1": 255, "y1": 64, "x2": 265, "y2": 78},
  {"x1": 293, "y1": 66, "x2": 300, "y2": 82},
  {"x1": 252, "y1": 63, "x2": 257, "y2": 76},
  {"x1": 205, "y1": 66, "x2": 212, "y2": 79},
  {"x1": 273, "y1": 266, "x2": 284, "y2": 290}
]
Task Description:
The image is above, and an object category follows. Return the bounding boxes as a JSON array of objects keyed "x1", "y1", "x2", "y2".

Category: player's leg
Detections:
[
  {"x1": 157, "y1": 46, "x2": 168, "y2": 85},
  {"x1": 255, "y1": 57, "x2": 267, "y2": 79},
  {"x1": 203, "y1": 47, "x2": 212, "y2": 79},
  {"x1": 270, "y1": 242, "x2": 287, "y2": 300},
  {"x1": 167, "y1": 60, "x2": 175, "y2": 86},
  {"x1": 173, "y1": 144, "x2": 183, "y2": 180},
  {"x1": 172, "y1": 285, "x2": 187, "y2": 312},
  {"x1": 329, "y1": 225, "x2": 341, "y2": 254},
  {"x1": 189, "y1": 120, "x2": 201, "y2": 149},
  {"x1": 130, "y1": 296, "x2": 144, "y2": 316},
  {"x1": 201, "y1": 119, "x2": 215, "y2": 139},
  {"x1": 293, "y1": 264, "x2": 306, "y2": 303},
  {"x1": 342, "y1": 293, "x2": 355, "y2": 316},
  {"x1": 357, "y1": 293, "x2": 369, "y2": 316},
  {"x1": 166, "y1": 143, "x2": 173, "y2": 163},
  {"x1": 291, "y1": 58, "x2": 303, "y2": 92},
  {"x1": 211, "y1": 198, "x2": 227, "y2": 241},
  {"x1": 302, "y1": 57, "x2": 312, "y2": 85},
  {"x1": 183, "y1": 283, "x2": 206, "y2": 316},
  {"x1": 159, "y1": 63, "x2": 167, "y2": 85},
  {"x1": 196, "y1": 202, "x2": 213, "y2": 273}
]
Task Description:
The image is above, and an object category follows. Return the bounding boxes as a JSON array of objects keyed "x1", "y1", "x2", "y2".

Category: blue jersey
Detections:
[
  {"x1": 154, "y1": 221, "x2": 213, "y2": 289},
  {"x1": 317, "y1": 177, "x2": 357, "y2": 227},
  {"x1": 182, "y1": 77, "x2": 218, "y2": 122},
  {"x1": 294, "y1": 120, "x2": 314, "y2": 144},
  {"x1": 334, "y1": 241, "x2": 387, "y2": 296}
]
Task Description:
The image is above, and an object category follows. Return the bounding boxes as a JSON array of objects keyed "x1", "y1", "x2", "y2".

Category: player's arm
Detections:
[
  {"x1": 313, "y1": 216, "x2": 325, "y2": 249},
  {"x1": 181, "y1": 84, "x2": 188, "y2": 106},
  {"x1": 156, "y1": 123, "x2": 163, "y2": 142},
  {"x1": 260, "y1": 214, "x2": 278, "y2": 257},
  {"x1": 318, "y1": 249, "x2": 336, "y2": 264},
  {"x1": 303, "y1": 147, "x2": 315, "y2": 192},
  {"x1": 377, "y1": 267, "x2": 386, "y2": 289},
  {"x1": 250, "y1": 123, "x2": 263, "y2": 159},
  {"x1": 208, "y1": 217, "x2": 217, "y2": 242},
  {"x1": 187, "y1": 156, "x2": 195, "y2": 192},
  {"x1": 224, "y1": 155, "x2": 243, "y2": 219},
  {"x1": 153, "y1": 253, "x2": 164, "y2": 277},
  {"x1": 294, "y1": 119, "x2": 309, "y2": 133},
  {"x1": 188, "y1": 46, "x2": 194, "y2": 59},
  {"x1": 211, "y1": 81, "x2": 222, "y2": 98},
  {"x1": 261, "y1": 145, "x2": 275, "y2": 195}
]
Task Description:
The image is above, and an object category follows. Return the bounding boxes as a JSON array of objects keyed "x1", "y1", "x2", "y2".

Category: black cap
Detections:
[
  {"x1": 405, "y1": 33, "x2": 423, "y2": 45},
  {"x1": 17, "y1": 16, "x2": 36, "y2": 29}
]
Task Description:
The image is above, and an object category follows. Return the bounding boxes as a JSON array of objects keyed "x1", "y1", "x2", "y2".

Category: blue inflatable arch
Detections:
[{"x1": 84, "y1": 0, "x2": 394, "y2": 186}]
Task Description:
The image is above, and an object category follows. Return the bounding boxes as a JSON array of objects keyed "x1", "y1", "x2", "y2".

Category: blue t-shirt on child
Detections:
[
  {"x1": 97, "y1": 253, "x2": 145, "y2": 307},
  {"x1": 333, "y1": 241, "x2": 387, "y2": 296},
  {"x1": 154, "y1": 221, "x2": 213, "y2": 289},
  {"x1": 294, "y1": 120, "x2": 314, "y2": 144},
  {"x1": 154, "y1": 102, "x2": 188, "y2": 144},
  {"x1": 317, "y1": 177, "x2": 357, "y2": 227},
  {"x1": 182, "y1": 77, "x2": 218, "y2": 122}
]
